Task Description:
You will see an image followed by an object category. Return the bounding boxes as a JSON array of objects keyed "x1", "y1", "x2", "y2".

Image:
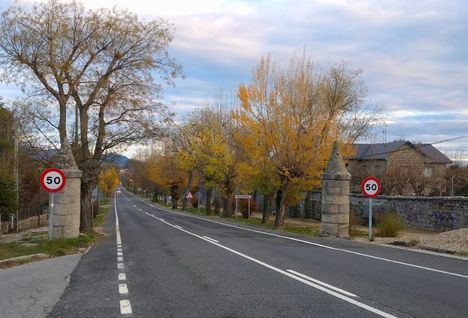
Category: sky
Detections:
[{"x1": 0, "y1": 0, "x2": 467, "y2": 160}]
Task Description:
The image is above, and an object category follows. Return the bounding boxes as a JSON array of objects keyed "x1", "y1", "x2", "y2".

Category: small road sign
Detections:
[
  {"x1": 186, "y1": 192, "x2": 193, "y2": 199},
  {"x1": 360, "y1": 176, "x2": 381, "y2": 241},
  {"x1": 40, "y1": 168, "x2": 66, "y2": 240},
  {"x1": 40, "y1": 168, "x2": 67, "y2": 193},
  {"x1": 361, "y1": 176, "x2": 381, "y2": 198}
]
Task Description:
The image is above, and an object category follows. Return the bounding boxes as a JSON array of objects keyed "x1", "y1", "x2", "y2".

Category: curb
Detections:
[{"x1": 0, "y1": 253, "x2": 50, "y2": 268}]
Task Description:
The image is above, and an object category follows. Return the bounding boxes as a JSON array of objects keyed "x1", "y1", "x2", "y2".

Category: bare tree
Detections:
[{"x1": 0, "y1": 0, "x2": 182, "y2": 230}]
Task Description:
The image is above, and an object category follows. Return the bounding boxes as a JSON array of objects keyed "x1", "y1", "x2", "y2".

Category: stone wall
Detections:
[
  {"x1": 0, "y1": 214, "x2": 48, "y2": 234},
  {"x1": 307, "y1": 191, "x2": 468, "y2": 231}
]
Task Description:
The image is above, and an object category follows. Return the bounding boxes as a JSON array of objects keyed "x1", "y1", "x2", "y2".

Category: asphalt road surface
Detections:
[{"x1": 49, "y1": 187, "x2": 468, "y2": 317}]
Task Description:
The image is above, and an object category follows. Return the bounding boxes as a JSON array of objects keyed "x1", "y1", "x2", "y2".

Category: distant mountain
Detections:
[{"x1": 104, "y1": 153, "x2": 129, "y2": 168}]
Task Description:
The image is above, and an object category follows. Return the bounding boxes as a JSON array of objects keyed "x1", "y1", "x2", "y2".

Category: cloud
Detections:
[{"x1": 1, "y1": 0, "x2": 467, "y2": 157}]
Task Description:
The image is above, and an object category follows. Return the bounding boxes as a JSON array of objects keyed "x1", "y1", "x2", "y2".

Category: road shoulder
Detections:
[{"x1": 0, "y1": 254, "x2": 82, "y2": 318}]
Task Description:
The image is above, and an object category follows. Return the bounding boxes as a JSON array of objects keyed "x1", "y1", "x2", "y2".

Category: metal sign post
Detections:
[
  {"x1": 49, "y1": 193, "x2": 54, "y2": 239},
  {"x1": 368, "y1": 198, "x2": 373, "y2": 241}
]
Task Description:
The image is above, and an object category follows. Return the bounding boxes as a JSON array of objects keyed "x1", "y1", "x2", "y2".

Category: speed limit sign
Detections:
[
  {"x1": 40, "y1": 168, "x2": 67, "y2": 193},
  {"x1": 361, "y1": 176, "x2": 381, "y2": 198},
  {"x1": 361, "y1": 176, "x2": 381, "y2": 241}
]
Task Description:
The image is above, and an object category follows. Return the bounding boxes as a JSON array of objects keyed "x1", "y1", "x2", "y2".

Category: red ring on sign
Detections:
[
  {"x1": 360, "y1": 176, "x2": 382, "y2": 198},
  {"x1": 40, "y1": 168, "x2": 67, "y2": 193}
]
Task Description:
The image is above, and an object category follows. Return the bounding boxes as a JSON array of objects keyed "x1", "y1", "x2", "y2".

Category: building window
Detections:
[{"x1": 423, "y1": 166, "x2": 433, "y2": 177}]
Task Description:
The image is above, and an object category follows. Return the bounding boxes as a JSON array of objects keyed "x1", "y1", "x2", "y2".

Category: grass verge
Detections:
[
  {"x1": 0, "y1": 197, "x2": 112, "y2": 267},
  {"x1": 0, "y1": 232, "x2": 98, "y2": 263},
  {"x1": 142, "y1": 197, "x2": 319, "y2": 238},
  {"x1": 93, "y1": 196, "x2": 112, "y2": 228}
]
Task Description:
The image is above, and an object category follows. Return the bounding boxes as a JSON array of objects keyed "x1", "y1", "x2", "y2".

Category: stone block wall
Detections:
[
  {"x1": 0, "y1": 214, "x2": 48, "y2": 234},
  {"x1": 307, "y1": 191, "x2": 468, "y2": 231}
]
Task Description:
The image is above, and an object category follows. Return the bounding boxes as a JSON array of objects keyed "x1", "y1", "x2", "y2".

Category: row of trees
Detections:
[
  {"x1": 0, "y1": 0, "x2": 182, "y2": 231},
  {"x1": 128, "y1": 56, "x2": 377, "y2": 228},
  {"x1": 0, "y1": 98, "x2": 16, "y2": 219}
]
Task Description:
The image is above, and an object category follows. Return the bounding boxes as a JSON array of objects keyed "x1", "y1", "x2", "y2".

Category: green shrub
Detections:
[{"x1": 376, "y1": 212, "x2": 405, "y2": 237}]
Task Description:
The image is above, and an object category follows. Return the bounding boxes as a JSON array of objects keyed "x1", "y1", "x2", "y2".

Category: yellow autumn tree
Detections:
[
  {"x1": 98, "y1": 167, "x2": 120, "y2": 197},
  {"x1": 146, "y1": 149, "x2": 187, "y2": 209},
  {"x1": 236, "y1": 55, "x2": 369, "y2": 228}
]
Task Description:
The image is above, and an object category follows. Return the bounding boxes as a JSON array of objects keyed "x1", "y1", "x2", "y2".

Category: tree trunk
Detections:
[
  {"x1": 275, "y1": 189, "x2": 282, "y2": 216},
  {"x1": 170, "y1": 185, "x2": 178, "y2": 209},
  {"x1": 222, "y1": 194, "x2": 234, "y2": 217},
  {"x1": 152, "y1": 189, "x2": 158, "y2": 203},
  {"x1": 262, "y1": 194, "x2": 272, "y2": 224},
  {"x1": 80, "y1": 178, "x2": 96, "y2": 232},
  {"x1": 304, "y1": 191, "x2": 312, "y2": 218},
  {"x1": 182, "y1": 170, "x2": 193, "y2": 211},
  {"x1": 274, "y1": 182, "x2": 289, "y2": 229},
  {"x1": 206, "y1": 187, "x2": 212, "y2": 215}
]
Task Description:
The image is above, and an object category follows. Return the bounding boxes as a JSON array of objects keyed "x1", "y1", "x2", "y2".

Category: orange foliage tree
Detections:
[{"x1": 235, "y1": 55, "x2": 370, "y2": 228}]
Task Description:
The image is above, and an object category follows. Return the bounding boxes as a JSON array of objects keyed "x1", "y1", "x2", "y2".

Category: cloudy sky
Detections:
[{"x1": 1, "y1": 0, "x2": 467, "y2": 159}]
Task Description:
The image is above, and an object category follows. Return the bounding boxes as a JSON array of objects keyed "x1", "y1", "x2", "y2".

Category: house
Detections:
[{"x1": 346, "y1": 141, "x2": 452, "y2": 196}]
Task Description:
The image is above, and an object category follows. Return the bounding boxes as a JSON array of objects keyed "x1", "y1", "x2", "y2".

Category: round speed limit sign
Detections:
[
  {"x1": 361, "y1": 176, "x2": 381, "y2": 198},
  {"x1": 40, "y1": 168, "x2": 67, "y2": 193}
]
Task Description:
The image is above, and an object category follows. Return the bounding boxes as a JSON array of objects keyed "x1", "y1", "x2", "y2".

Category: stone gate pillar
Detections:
[
  {"x1": 50, "y1": 141, "x2": 82, "y2": 239},
  {"x1": 320, "y1": 142, "x2": 351, "y2": 238}
]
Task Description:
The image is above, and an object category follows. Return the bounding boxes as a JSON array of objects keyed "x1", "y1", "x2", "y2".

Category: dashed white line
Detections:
[
  {"x1": 129, "y1": 192, "x2": 468, "y2": 279},
  {"x1": 286, "y1": 270, "x2": 357, "y2": 298},
  {"x1": 115, "y1": 192, "x2": 133, "y2": 316},
  {"x1": 119, "y1": 283, "x2": 129, "y2": 295},
  {"x1": 202, "y1": 236, "x2": 219, "y2": 243},
  {"x1": 143, "y1": 211, "x2": 397, "y2": 318},
  {"x1": 120, "y1": 299, "x2": 132, "y2": 315}
]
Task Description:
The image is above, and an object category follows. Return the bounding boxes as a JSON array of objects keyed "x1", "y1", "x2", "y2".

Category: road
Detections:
[{"x1": 49, "y1": 187, "x2": 468, "y2": 317}]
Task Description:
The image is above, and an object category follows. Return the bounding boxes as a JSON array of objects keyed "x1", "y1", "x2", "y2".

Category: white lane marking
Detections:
[
  {"x1": 119, "y1": 283, "x2": 129, "y2": 294},
  {"x1": 119, "y1": 273, "x2": 127, "y2": 281},
  {"x1": 120, "y1": 299, "x2": 132, "y2": 315},
  {"x1": 117, "y1": 252, "x2": 123, "y2": 256},
  {"x1": 144, "y1": 212, "x2": 396, "y2": 318},
  {"x1": 114, "y1": 196, "x2": 122, "y2": 246},
  {"x1": 118, "y1": 263, "x2": 124, "y2": 269},
  {"x1": 117, "y1": 248, "x2": 122, "y2": 252},
  {"x1": 129, "y1": 192, "x2": 468, "y2": 279},
  {"x1": 117, "y1": 256, "x2": 124, "y2": 262},
  {"x1": 286, "y1": 270, "x2": 357, "y2": 298},
  {"x1": 202, "y1": 236, "x2": 219, "y2": 243},
  {"x1": 174, "y1": 225, "x2": 183, "y2": 229}
]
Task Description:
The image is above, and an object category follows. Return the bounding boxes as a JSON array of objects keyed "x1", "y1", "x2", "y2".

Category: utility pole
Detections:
[{"x1": 13, "y1": 117, "x2": 19, "y2": 232}]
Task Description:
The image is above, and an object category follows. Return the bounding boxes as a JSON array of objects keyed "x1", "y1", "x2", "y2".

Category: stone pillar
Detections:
[
  {"x1": 50, "y1": 141, "x2": 82, "y2": 239},
  {"x1": 320, "y1": 142, "x2": 351, "y2": 238}
]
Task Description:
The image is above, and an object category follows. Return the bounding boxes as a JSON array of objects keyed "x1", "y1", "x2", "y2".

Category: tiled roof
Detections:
[{"x1": 348, "y1": 141, "x2": 452, "y2": 164}]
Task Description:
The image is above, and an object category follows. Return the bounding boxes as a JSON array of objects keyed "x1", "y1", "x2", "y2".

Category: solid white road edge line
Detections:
[
  {"x1": 144, "y1": 211, "x2": 396, "y2": 318},
  {"x1": 128, "y1": 191, "x2": 468, "y2": 279},
  {"x1": 286, "y1": 270, "x2": 357, "y2": 298},
  {"x1": 120, "y1": 299, "x2": 132, "y2": 315},
  {"x1": 203, "y1": 236, "x2": 219, "y2": 243}
]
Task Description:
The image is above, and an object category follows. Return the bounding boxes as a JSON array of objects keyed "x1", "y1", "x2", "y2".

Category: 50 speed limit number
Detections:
[
  {"x1": 40, "y1": 168, "x2": 67, "y2": 193},
  {"x1": 361, "y1": 176, "x2": 381, "y2": 198}
]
